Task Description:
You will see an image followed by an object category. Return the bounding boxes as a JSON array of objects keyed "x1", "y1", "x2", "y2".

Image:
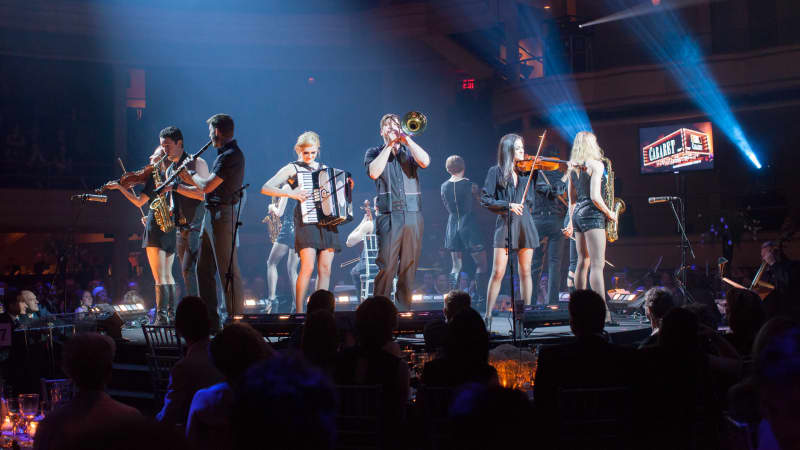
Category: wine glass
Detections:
[{"x1": 18, "y1": 395, "x2": 39, "y2": 421}]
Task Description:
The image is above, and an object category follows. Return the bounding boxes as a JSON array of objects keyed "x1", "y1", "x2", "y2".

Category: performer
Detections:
[
  {"x1": 562, "y1": 131, "x2": 617, "y2": 322},
  {"x1": 365, "y1": 114, "x2": 430, "y2": 310},
  {"x1": 480, "y1": 133, "x2": 539, "y2": 327},
  {"x1": 345, "y1": 200, "x2": 375, "y2": 293},
  {"x1": 108, "y1": 146, "x2": 177, "y2": 324},
  {"x1": 179, "y1": 114, "x2": 245, "y2": 330},
  {"x1": 263, "y1": 184, "x2": 300, "y2": 311},
  {"x1": 531, "y1": 146, "x2": 569, "y2": 305},
  {"x1": 162, "y1": 126, "x2": 208, "y2": 298},
  {"x1": 261, "y1": 131, "x2": 341, "y2": 313},
  {"x1": 440, "y1": 155, "x2": 488, "y2": 302}
]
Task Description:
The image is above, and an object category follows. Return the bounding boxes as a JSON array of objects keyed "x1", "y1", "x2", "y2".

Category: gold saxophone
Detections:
[
  {"x1": 150, "y1": 159, "x2": 175, "y2": 233},
  {"x1": 263, "y1": 196, "x2": 282, "y2": 243},
  {"x1": 603, "y1": 157, "x2": 625, "y2": 242}
]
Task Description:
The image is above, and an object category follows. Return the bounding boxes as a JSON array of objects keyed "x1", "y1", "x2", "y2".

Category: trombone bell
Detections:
[{"x1": 401, "y1": 111, "x2": 427, "y2": 136}]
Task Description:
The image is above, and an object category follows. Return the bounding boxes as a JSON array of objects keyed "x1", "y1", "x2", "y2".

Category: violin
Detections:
[
  {"x1": 515, "y1": 156, "x2": 586, "y2": 173},
  {"x1": 95, "y1": 154, "x2": 169, "y2": 193}
]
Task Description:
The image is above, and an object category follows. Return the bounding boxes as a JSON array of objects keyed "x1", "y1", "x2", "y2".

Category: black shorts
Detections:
[{"x1": 573, "y1": 201, "x2": 606, "y2": 233}]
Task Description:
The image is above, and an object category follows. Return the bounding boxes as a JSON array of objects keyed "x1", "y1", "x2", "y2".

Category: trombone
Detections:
[{"x1": 401, "y1": 111, "x2": 427, "y2": 136}]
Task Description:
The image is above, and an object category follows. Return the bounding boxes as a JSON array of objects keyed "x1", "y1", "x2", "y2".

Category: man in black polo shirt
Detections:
[
  {"x1": 162, "y1": 126, "x2": 208, "y2": 298},
  {"x1": 180, "y1": 114, "x2": 245, "y2": 330},
  {"x1": 365, "y1": 114, "x2": 430, "y2": 310},
  {"x1": 531, "y1": 146, "x2": 569, "y2": 305}
]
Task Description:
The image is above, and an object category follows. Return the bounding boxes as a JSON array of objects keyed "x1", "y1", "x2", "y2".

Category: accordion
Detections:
[{"x1": 298, "y1": 167, "x2": 354, "y2": 226}]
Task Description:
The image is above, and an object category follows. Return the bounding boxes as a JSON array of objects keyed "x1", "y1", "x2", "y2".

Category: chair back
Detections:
[
  {"x1": 417, "y1": 386, "x2": 457, "y2": 450},
  {"x1": 556, "y1": 386, "x2": 633, "y2": 449},
  {"x1": 40, "y1": 378, "x2": 74, "y2": 411},
  {"x1": 335, "y1": 384, "x2": 382, "y2": 450},
  {"x1": 141, "y1": 325, "x2": 183, "y2": 407}
]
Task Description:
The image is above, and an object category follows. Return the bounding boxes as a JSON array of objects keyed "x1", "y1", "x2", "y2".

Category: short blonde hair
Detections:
[
  {"x1": 445, "y1": 155, "x2": 465, "y2": 175},
  {"x1": 569, "y1": 131, "x2": 603, "y2": 165},
  {"x1": 294, "y1": 131, "x2": 320, "y2": 152}
]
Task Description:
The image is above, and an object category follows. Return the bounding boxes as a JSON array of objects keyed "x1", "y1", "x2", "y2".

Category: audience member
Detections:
[
  {"x1": 34, "y1": 333, "x2": 142, "y2": 450},
  {"x1": 533, "y1": 290, "x2": 638, "y2": 445},
  {"x1": 0, "y1": 291, "x2": 27, "y2": 391},
  {"x1": 232, "y1": 355, "x2": 337, "y2": 450},
  {"x1": 301, "y1": 309, "x2": 338, "y2": 374},
  {"x1": 727, "y1": 316, "x2": 798, "y2": 423},
  {"x1": 754, "y1": 326, "x2": 800, "y2": 450},
  {"x1": 156, "y1": 296, "x2": 224, "y2": 427},
  {"x1": 422, "y1": 308, "x2": 498, "y2": 387},
  {"x1": 74, "y1": 289, "x2": 93, "y2": 314},
  {"x1": 334, "y1": 296, "x2": 409, "y2": 448},
  {"x1": 448, "y1": 385, "x2": 535, "y2": 450},
  {"x1": 434, "y1": 272, "x2": 450, "y2": 295},
  {"x1": 725, "y1": 288, "x2": 766, "y2": 356},
  {"x1": 639, "y1": 287, "x2": 674, "y2": 349},
  {"x1": 423, "y1": 290, "x2": 473, "y2": 355},
  {"x1": 57, "y1": 418, "x2": 190, "y2": 450},
  {"x1": 185, "y1": 323, "x2": 274, "y2": 450}
]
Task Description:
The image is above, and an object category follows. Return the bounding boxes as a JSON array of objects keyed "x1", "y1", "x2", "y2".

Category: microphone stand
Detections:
[
  {"x1": 667, "y1": 197, "x2": 695, "y2": 303},
  {"x1": 224, "y1": 184, "x2": 248, "y2": 318}
]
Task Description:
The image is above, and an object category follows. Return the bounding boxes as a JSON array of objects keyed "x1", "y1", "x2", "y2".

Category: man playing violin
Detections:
[{"x1": 365, "y1": 114, "x2": 430, "y2": 311}]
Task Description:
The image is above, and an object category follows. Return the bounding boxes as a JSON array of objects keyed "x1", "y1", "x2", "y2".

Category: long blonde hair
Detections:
[
  {"x1": 569, "y1": 131, "x2": 603, "y2": 165},
  {"x1": 294, "y1": 131, "x2": 321, "y2": 153}
]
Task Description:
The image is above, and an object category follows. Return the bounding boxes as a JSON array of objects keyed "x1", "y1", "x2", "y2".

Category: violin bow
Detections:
[
  {"x1": 118, "y1": 157, "x2": 145, "y2": 217},
  {"x1": 520, "y1": 129, "x2": 547, "y2": 205}
]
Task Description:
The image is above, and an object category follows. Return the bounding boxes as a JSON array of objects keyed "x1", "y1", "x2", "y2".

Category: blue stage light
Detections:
[
  {"x1": 517, "y1": 10, "x2": 593, "y2": 142},
  {"x1": 606, "y1": 1, "x2": 762, "y2": 168}
]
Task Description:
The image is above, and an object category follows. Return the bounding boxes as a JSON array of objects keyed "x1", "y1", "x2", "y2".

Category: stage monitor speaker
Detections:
[
  {"x1": 607, "y1": 289, "x2": 646, "y2": 314},
  {"x1": 522, "y1": 305, "x2": 570, "y2": 330},
  {"x1": 96, "y1": 312, "x2": 124, "y2": 339}
]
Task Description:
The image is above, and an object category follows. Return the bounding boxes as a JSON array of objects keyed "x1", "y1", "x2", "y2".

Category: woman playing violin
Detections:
[
  {"x1": 480, "y1": 133, "x2": 540, "y2": 329},
  {"x1": 106, "y1": 145, "x2": 181, "y2": 325}
]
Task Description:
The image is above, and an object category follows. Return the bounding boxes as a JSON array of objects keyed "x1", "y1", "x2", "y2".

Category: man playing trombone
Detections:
[{"x1": 365, "y1": 113, "x2": 430, "y2": 310}]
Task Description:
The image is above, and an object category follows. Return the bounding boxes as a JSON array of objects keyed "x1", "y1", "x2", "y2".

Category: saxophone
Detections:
[
  {"x1": 603, "y1": 157, "x2": 625, "y2": 243},
  {"x1": 150, "y1": 161, "x2": 175, "y2": 233},
  {"x1": 263, "y1": 196, "x2": 282, "y2": 244}
]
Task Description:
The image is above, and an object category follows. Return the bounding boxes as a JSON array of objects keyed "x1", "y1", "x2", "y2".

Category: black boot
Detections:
[
  {"x1": 165, "y1": 284, "x2": 178, "y2": 324},
  {"x1": 154, "y1": 284, "x2": 169, "y2": 325},
  {"x1": 475, "y1": 271, "x2": 489, "y2": 312}
]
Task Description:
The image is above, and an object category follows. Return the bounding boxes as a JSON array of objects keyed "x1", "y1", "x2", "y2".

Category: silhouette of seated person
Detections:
[
  {"x1": 185, "y1": 323, "x2": 274, "y2": 450},
  {"x1": 302, "y1": 309, "x2": 338, "y2": 375},
  {"x1": 156, "y1": 296, "x2": 224, "y2": 428},
  {"x1": 448, "y1": 385, "x2": 535, "y2": 450},
  {"x1": 333, "y1": 295, "x2": 410, "y2": 448},
  {"x1": 724, "y1": 288, "x2": 766, "y2": 356},
  {"x1": 533, "y1": 290, "x2": 638, "y2": 437},
  {"x1": 422, "y1": 307, "x2": 498, "y2": 387},
  {"x1": 232, "y1": 355, "x2": 337, "y2": 450},
  {"x1": 638, "y1": 287, "x2": 675, "y2": 349},
  {"x1": 422, "y1": 290, "x2": 471, "y2": 356},
  {"x1": 289, "y1": 289, "x2": 355, "y2": 351},
  {"x1": 0, "y1": 291, "x2": 29, "y2": 391},
  {"x1": 34, "y1": 333, "x2": 142, "y2": 450}
]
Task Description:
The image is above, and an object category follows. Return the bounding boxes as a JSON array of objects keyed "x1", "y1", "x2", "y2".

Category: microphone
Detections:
[
  {"x1": 71, "y1": 194, "x2": 108, "y2": 203},
  {"x1": 648, "y1": 196, "x2": 679, "y2": 204}
]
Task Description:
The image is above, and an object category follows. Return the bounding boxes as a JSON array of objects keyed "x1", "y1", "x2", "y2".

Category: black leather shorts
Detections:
[{"x1": 573, "y1": 201, "x2": 606, "y2": 233}]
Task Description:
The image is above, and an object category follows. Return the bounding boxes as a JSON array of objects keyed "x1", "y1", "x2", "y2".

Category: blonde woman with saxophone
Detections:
[
  {"x1": 562, "y1": 131, "x2": 617, "y2": 324},
  {"x1": 107, "y1": 145, "x2": 178, "y2": 325}
]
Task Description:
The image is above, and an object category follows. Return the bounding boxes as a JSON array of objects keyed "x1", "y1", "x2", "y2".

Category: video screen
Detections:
[{"x1": 639, "y1": 121, "x2": 714, "y2": 174}]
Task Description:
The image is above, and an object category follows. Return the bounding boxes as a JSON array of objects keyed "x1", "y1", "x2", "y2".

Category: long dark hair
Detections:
[{"x1": 497, "y1": 133, "x2": 521, "y2": 187}]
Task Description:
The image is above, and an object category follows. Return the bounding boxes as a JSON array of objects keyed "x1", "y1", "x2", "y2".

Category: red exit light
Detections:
[{"x1": 461, "y1": 78, "x2": 475, "y2": 90}]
